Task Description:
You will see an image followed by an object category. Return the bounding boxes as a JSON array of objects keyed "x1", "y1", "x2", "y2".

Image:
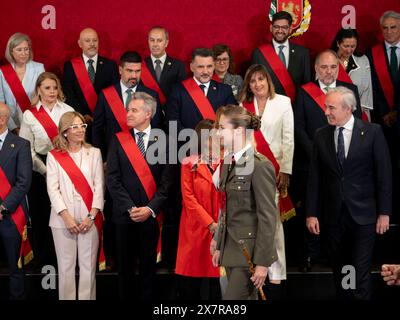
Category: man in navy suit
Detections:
[
  {"x1": 144, "y1": 26, "x2": 187, "y2": 102},
  {"x1": 306, "y1": 87, "x2": 392, "y2": 300},
  {"x1": 166, "y1": 47, "x2": 236, "y2": 133},
  {"x1": 63, "y1": 28, "x2": 119, "y2": 126},
  {"x1": 106, "y1": 92, "x2": 176, "y2": 300},
  {"x1": 92, "y1": 51, "x2": 163, "y2": 159},
  {"x1": 293, "y1": 50, "x2": 362, "y2": 271},
  {"x1": 0, "y1": 102, "x2": 32, "y2": 299}
]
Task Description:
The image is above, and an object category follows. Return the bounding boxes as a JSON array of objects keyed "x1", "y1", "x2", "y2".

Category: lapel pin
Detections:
[
  {"x1": 154, "y1": 136, "x2": 158, "y2": 141},
  {"x1": 361, "y1": 131, "x2": 364, "y2": 136},
  {"x1": 212, "y1": 86, "x2": 216, "y2": 90},
  {"x1": 10, "y1": 144, "x2": 15, "y2": 148},
  {"x1": 167, "y1": 61, "x2": 171, "y2": 66},
  {"x1": 99, "y1": 61, "x2": 103, "y2": 65},
  {"x1": 291, "y1": 49, "x2": 294, "y2": 53}
]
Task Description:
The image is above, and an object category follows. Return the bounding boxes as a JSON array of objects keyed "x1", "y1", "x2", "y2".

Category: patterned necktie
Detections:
[
  {"x1": 155, "y1": 59, "x2": 162, "y2": 82},
  {"x1": 324, "y1": 85, "x2": 331, "y2": 94},
  {"x1": 125, "y1": 88, "x2": 133, "y2": 109},
  {"x1": 87, "y1": 59, "x2": 95, "y2": 84},
  {"x1": 337, "y1": 127, "x2": 345, "y2": 169},
  {"x1": 199, "y1": 84, "x2": 206, "y2": 95},
  {"x1": 278, "y1": 45, "x2": 287, "y2": 68},
  {"x1": 390, "y1": 46, "x2": 398, "y2": 81},
  {"x1": 136, "y1": 131, "x2": 146, "y2": 156}
]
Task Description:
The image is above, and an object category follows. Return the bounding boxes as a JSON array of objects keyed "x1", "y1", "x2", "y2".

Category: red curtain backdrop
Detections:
[{"x1": 1, "y1": 0, "x2": 400, "y2": 76}]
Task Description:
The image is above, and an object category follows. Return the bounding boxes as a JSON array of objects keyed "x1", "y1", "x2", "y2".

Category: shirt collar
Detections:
[
  {"x1": 82, "y1": 53, "x2": 98, "y2": 66},
  {"x1": 232, "y1": 143, "x2": 252, "y2": 162},
  {"x1": 151, "y1": 53, "x2": 167, "y2": 65},
  {"x1": 0, "y1": 129, "x2": 9, "y2": 142},
  {"x1": 134, "y1": 125, "x2": 152, "y2": 137},
  {"x1": 385, "y1": 41, "x2": 400, "y2": 50},
  {"x1": 35, "y1": 100, "x2": 63, "y2": 111},
  {"x1": 318, "y1": 80, "x2": 336, "y2": 90},
  {"x1": 272, "y1": 39, "x2": 289, "y2": 49},
  {"x1": 336, "y1": 115, "x2": 354, "y2": 131},
  {"x1": 120, "y1": 80, "x2": 137, "y2": 93},
  {"x1": 193, "y1": 77, "x2": 210, "y2": 89}
]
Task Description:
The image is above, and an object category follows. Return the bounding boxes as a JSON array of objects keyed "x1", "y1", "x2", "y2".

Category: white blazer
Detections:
[
  {"x1": 245, "y1": 94, "x2": 294, "y2": 174},
  {"x1": 47, "y1": 146, "x2": 105, "y2": 228}
]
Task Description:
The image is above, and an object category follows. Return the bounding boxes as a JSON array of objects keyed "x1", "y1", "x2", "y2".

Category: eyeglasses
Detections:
[
  {"x1": 272, "y1": 25, "x2": 290, "y2": 31},
  {"x1": 216, "y1": 57, "x2": 229, "y2": 63},
  {"x1": 68, "y1": 123, "x2": 88, "y2": 130}
]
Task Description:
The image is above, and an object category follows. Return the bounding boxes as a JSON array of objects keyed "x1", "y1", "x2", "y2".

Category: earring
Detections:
[{"x1": 64, "y1": 133, "x2": 67, "y2": 138}]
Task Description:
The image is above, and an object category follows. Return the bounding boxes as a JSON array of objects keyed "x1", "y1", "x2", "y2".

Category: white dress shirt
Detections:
[
  {"x1": 151, "y1": 53, "x2": 167, "y2": 72},
  {"x1": 318, "y1": 80, "x2": 337, "y2": 93},
  {"x1": 0, "y1": 129, "x2": 8, "y2": 150},
  {"x1": 19, "y1": 101, "x2": 74, "y2": 175},
  {"x1": 334, "y1": 115, "x2": 354, "y2": 158},
  {"x1": 120, "y1": 81, "x2": 137, "y2": 107},
  {"x1": 193, "y1": 77, "x2": 210, "y2": 96},
  {"x1": 133, "y1": 124, "x2": 151, "y2": 152},
  {"x1": 385, "y1": 41, "x2": 400, "y2": 66},
  {"x1": 83, "y1": 53, "x2": 98, "y2": 73},
  {"x1": 272, "y1": 39, "x2": 289, "y2": 68}
]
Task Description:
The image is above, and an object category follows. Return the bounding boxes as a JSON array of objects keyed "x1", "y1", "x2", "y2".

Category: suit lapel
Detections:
[
  {"x1": 160, "y1": 56, "x2": 173, "y2": 82},
  {"x1": 207, "y1": 80, "x2": 218, "y2": 110},
  {"x1": 287, "y1": 43, "x2": 296, "y2": 74},
  {"x1": 0, "y1": 133, "x2": 17, "y2": 168},
  {"x1": 345, "y1": 118, "x2": 363, "y2": 166},
  {"x1": 326, "y1": 126, "x2": 341, "y2": 175},
  {"x1": 145, "y1": 57, "x2": 158, "y2": 81},
  {"x1": 94, "y1": 56, "x2": 104, "y2": 89}
]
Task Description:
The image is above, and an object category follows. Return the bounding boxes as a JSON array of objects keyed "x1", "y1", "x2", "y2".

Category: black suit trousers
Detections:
[
  {"x1": 115, "y1": 218, "x2": 159, "y2": 301},
  {"x1": 325, "y1": 204, "x2": 375, "y2": 300}
]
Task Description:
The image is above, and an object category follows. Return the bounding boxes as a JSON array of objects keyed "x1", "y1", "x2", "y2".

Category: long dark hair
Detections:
[{"x1": 330, "y1": 28, "x2": 361, "y2": 57}]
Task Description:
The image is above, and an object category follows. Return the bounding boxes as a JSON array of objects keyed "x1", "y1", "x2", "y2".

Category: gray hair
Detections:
[
  {"x1": 131, "y1": 92, "x2": 157, "y2": 118},
  {"x1": 380, "y1": 11, "x2": 400, "y2": 25},
  {"x1": 315, "y1": 49, "x2": 339, "y2": 66},
  {"x1": 5, "y1": 33, "x2": 33, "y2": 63},
  {"x1": 327, "y1": 86, "x2": 357, "y2": 112}
]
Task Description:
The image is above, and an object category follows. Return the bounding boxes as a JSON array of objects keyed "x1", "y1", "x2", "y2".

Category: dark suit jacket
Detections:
[
  {"x1": 166, "y1": 79, "x2": 237, "y2": 132},
  {"x1": 92, "y1": 82, "x2": 163, "y2": 158},
  {"x1": 306, "y1": 118, "x2": 392, "y2": 226},
  {"x1": 0, "y1": 132, "x2": 32, "y2": 216},
  {"x1": 293, "y1": 80, "x2": 362, "y2": 171},
  {"x1": 216, "y1": 149, "x2": 277, "y2": 268},
  {"x1": 252, "y1": 42, "x2": 311, "y2": 95},
  {"x1": 366, "y1": 43, "x2": 400, "y2": 122},
  {"x1": 62, "y1": 55, "x2": 119, "y2": 115},
  {"x1": 144, "y1": 55, "x2": 187, "y2": 100},
  {"x1": 106, "y1": 128, "x2": 176, "y2": 224}
]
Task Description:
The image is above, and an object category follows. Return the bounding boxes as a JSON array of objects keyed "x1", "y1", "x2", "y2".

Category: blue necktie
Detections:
[
  {"x1": 337, "y1": 127, "x2": 345, "y2": 169},
  {"x1": 136, "y1": 132, "x2": 146, "y2": 156}
]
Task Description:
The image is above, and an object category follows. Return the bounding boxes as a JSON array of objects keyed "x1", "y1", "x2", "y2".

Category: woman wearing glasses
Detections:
[
  {"x1": 212, "y1": 44, "x2": 243, "y2": 101},
  {"x1": 19, "y1": 72, "x2": 74, "y2": 268},
  {"x1": 46, "y1": 111, "x2": 104, "y2": 300}
]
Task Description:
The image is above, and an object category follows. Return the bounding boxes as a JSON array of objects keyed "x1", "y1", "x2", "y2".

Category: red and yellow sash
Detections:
[
  {"x1": 141, "y1": 62, "x2": 167, "y2": 105},
  {"x1": 29, "y1": 106, "x2": 58, "y2": 142},
  {"x1": 243, "y1": 102, "x2": 295, "y2": 221},
  {"x1": 116, "y1": 131, "x2": 163, "y2": 262},
  {"x1": 70, "y1": 57, "x2": 98, "y2": 114},
  {"x1": 301, "y1": 82, "x2": 326, "y2": 113},
  {"x1": 103, "y1": 86, "x2": 129, "y2": 132},
  {"x1": 182, "y1": 78, "x2": 216, "y2": 121},
  {"x1": 372, "y1": 44, "x2": 395, "y2": 109},
  {"x1": 0, "y1": 64, "x2": 31, "y2": 112},
  {"x1": 258, "y1": 44, "x2": 296, "y2": 102},
  {"x1": 49, "y1": 150, "x2": 106, "y2": 271},
  {"x1": 0, "y1": 166, "x2": 33, "y2": 268}
]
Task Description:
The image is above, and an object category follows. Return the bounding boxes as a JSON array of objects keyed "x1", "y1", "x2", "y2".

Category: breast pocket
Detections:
[{"x1": 228, "y1": 179, "x2": 251, "y2": 206}]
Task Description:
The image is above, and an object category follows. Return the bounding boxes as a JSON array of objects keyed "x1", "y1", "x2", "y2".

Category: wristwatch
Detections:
[{"x1": 87, "y1": 213, "x2": 96, "y2": 221}]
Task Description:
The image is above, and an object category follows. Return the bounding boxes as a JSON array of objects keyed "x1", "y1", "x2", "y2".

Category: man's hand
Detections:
[
  {"x1": 376, "y1": 214, "x2": 390, "y2": 234},
  {"x1": 83, "y1": 114, "x2": 93, "y2": 124},
  {"x1": 381, "y1": 264, "x2": 400, "y2": 286},
  {"x1": 382, "y1": 111, "x2": 397, "y2": 127},
  {"x1": 306, "y1": 217, "x2": 320, "y2": 235},
  {"x1": 251, "y1": 265, "x2": 268, "y2": 289},
  {"x1": 130, "y1": 207, "x2": 152, "y2": 222}
]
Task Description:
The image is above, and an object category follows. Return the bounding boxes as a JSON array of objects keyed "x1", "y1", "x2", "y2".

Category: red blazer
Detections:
[{"x1": 175, "y1": 156, "x2": 220, "y2": 277}]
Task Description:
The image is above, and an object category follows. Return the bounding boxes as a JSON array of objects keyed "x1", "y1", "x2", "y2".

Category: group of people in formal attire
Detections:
[{"x1": 0, "y1": 9, "x2": 400, "y2": 301}]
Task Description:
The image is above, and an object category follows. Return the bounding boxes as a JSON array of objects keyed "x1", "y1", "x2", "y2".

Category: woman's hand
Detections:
[{"x1": 60, "y1": 210, "x2": 80, "y2": 234}]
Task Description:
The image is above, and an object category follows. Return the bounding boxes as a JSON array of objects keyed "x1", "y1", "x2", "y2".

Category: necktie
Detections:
[
  {"x1": 155, "y1": 59, "x2": 162, "y2": 82},
  {"x1": 125, "y1": 88, "x2": 133, "y2": 109},
  {"x1": 278, "y1": 45, "x2": 287, "y2": 67},
  {"x1": 337, "y1": 127, "x2": 345, "y2": 169},
  {"x1": 324, "y1": 86, "x2": 331, "y2": 94},
  {"x1": 0, "y1": 138, "x2": 3, "y2": 151},
  {"x1": 87, "y1": 59, "x2": 95, "y2": 84},
  {"x1": 199, "y1": 84, "x2": 206, "y2": 95},
  {"x1": 390, "y1": 46, "x2": 398, "y2": 81},
  {"x1": 136, "y1": 131, "x2": 146, "y2": 156}
]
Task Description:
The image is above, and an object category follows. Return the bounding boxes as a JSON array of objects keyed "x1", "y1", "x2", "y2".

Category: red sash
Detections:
[
  {"x1": 337, "y1": 63, "x2": 353, "y2": 84},
  {"x1": 29, "y1": 106, "x2": 58, "y2": 142},
  {"x1": 0, "y1": 166, "x2": 33, "y2": 268},
  {"x1": 243, "y1": 102, "x2": 296, "y2": 221},
  {"x1": 258, "y1": 44, "x2": 296, "y2": 102},
  {"x1": 212, "y1": 73, "x2": 222, "y2": 83},
  {"x1": 301, "y1": 82, "x2": 326, "y2": 113},
  {"x1": 70, "y1": 57, "x2": 98, "y2": 114},
  {"x1": 103, "y1": 86, "x2": 129, "y2": 132},
  {"x1": 182, "y1": 78, "x2": 216, "y2": 121},
  {"x1": 141, "y1": 62, "x2": 167, "y2": 105},
  {"x1": 372, "y1": 44, "x2": 395, "y2": 109},
  {"x1": 0, "y1": 64, "x2": 31, "y2": 112},
  {"x1": 49, "y1": 149, "x2": 106, "y2": 271},
  {"x1": 116, "y1": 131, "x2": 163, "y2": 261}
]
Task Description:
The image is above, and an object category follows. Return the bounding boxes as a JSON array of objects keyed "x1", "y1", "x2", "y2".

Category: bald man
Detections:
[
  {"x1": 63, "y1": 28, "x2": 119, "y2": 130},
  {"x1": 0, "y1": 102, "x2": 32, "y2": 299}
]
